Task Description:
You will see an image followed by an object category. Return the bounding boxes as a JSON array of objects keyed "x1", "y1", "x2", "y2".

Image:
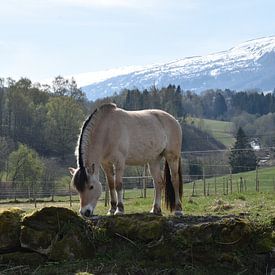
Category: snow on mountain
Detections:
[{"x1": 77, "y1": 36, "x2": 275, "y2": 101}]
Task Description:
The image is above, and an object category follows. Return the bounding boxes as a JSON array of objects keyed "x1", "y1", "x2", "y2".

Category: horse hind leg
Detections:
[
  {"x1": 114, "y1": 161, "x2": 125, "y2": 215},
  {"x1": 148, "y1": 159, "x2": 163, "y2": 215},
  {"x1": 166, "y1": 157, "x2": 183, "y2": 216}
]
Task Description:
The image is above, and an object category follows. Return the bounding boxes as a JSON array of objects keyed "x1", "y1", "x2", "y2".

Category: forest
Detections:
[{"x1": 1, "y1": 76, "x2": 275, "y2": 186}]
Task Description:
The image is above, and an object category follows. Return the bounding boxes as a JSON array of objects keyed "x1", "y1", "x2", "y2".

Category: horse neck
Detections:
[{"x1": 81, "y1": 131, "x2": 103, "y2": 173}]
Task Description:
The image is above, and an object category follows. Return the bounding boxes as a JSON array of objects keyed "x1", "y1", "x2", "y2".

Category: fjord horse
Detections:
[{"x1": 69, "y1": 103, "x2": 183, "y2": 217}]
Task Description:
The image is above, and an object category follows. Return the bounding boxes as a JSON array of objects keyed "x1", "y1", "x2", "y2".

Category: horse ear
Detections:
[
  {"x1": 69, "y1": 167, "x2": 76, "y2": 176},
  {"x1": 86, "y1": 163, "x2": 95, "y2": 175}
]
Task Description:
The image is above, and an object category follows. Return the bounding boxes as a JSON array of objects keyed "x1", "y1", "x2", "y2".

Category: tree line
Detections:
[
  {"x1": 95, "y1": 85, "x2": 275, "y2": 120},
  {"x1": 1, "y1": 77, "x2": 273, "y2": 187}
]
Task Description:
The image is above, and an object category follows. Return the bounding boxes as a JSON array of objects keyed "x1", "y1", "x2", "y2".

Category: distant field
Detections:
[{"x1": 186, "y1": 117, "x2": 235, "y2": 147}]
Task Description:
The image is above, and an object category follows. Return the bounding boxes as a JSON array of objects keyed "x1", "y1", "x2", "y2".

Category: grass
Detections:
[
  {"x1": 0, "y1": 188, "x2": 274, "y2": 226},
  {"x1": 0, "y1": 186, "x2": 274, "y2": 274},
  {"x1": 186, "y1": 116, "x2": 235, "y2": 147}
]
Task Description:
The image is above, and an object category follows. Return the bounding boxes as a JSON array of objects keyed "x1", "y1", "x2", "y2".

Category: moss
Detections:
[
  {"x1": 0, "y1": 208, "x2": 24, "y2": 251},
  {"x1": 105, "y1": 214, "x2": 166, "y2": 242},
  {"x1": 254, "y1": 231, "x2": 275, "y2": 253},
  {"x1": 0, "y1": 251, "x2": 46, "y2": 266},
  {"x1": 20, "y1": 207, "x2": 95, "y2": 261}
]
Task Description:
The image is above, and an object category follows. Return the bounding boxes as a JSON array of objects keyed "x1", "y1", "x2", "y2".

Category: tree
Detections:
[
  {"x1": 45, "y1": 97, "x2": 85, "y2": 159},
  {"x1": 7, "y1": 144, "x2": 44, "y2": 182},
  {"x1": 52, "y1": 76, "x2": 86, "y2": 101},
  {"x1": 229, "y1": 127, "x2": 257, "y2": 173},
  {"x1": 213, "y1": 92, "x2": 227, "y2": 118}
]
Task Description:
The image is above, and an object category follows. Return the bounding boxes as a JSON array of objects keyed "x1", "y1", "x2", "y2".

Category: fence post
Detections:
[
  {"x1": 226, "y1": 178, "x2": 229, "y2": 195},
  {"x1": 51, "y1": 181, "x2": 55, "y2": 202},
  {"x1": 223, "y1": 177, "x2": 225, "y2": 195},
  {"x1": 229, "y1": 169, "x2": 233, "y2": 194},
  {"x1": 255, "y1": 166, "x2": 259, "y2": 192},
  {"x1": 68, "y1": 181, "x2": 72, "y2": 207},
  {"x1": 240, "y1": 177, "x2": 243, "y2": 193},
  {"x1": 214, "y1": 175, "x2": 217, "y2": 195},
  {"x1": 143, "y1": 165, "x2": 147, "y2": 199},
  {"x1": 192, "y1": 181, "x2": 196, "y2": 197},
  {"x1": 203, "y1": 166, "x2": 206, "y2": 196},
  {"x1": 33, "y1": 183, "x2": 37, "y2": 208},
  {"x1": 28, "y1": 185, "x2": 31, "y2": 202}
]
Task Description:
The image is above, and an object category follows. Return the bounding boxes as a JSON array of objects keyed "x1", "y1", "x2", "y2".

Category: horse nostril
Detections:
[{"x1": 84, "y1": 209, "x2": 91, "y2": 217}]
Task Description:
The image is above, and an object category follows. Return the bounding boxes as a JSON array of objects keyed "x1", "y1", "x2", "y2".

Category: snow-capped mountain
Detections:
[{"x1": 78, "y1": 36, "x2": 275, "y2": 101}]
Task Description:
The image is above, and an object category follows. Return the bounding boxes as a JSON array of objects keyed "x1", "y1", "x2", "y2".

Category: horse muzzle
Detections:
[{"x1": 80, "y1": 206, "x2": 94, "y2": 218}]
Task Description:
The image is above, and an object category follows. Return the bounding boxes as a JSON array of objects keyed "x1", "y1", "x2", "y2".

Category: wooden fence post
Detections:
[
  {"x1": 192, "y1": 181, "x2": 196, "y2": 197},
  {"x1": 255, "y1": 166, "x2": 259, "y2": 192},
  {"x1": 240, "y1": 177, "x2": 243, "y2": 193},
  {"x1": 143, "y1": 165, "x2": 147, "y2": 199},
  {"x1": 203, "y1": 166, "x2": 206, "y2": 196},
  {"x1": 226, "y1": 178, "x2": 229, "y2": 195},
  {"x1": 229, "y1": 169, "x2": 233, "y2": 194},
  {"x1": 69, "y1": 181, "x2": 72, "y2": 207},
  {"x1": 214, "y1": 175, "x2": 217, "y2": 195}
]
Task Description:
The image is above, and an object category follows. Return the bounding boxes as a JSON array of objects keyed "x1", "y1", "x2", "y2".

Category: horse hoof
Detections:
[
  {"x1": 174, "y1": 211, "x2": 184, "y2": 217},
  {"x1": 150, "y1": 209, "x2": 162, "y2": 216},
  {"x1": 107, "y1": 211, "x2": 114, "y2": 216},
  {"x1": 114, "y1": 210, "x2": 124, "y2": 215}
]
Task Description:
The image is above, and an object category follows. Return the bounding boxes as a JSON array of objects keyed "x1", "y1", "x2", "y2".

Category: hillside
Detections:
[
  {"x1": 182, "y1": 123, "x2": 226, "y2": 152},
  {"x1": 76, "y1": 36, "x2": 275, "y2": 100},
  {"x1": 186, "y1": 117, "x2": 235, "y2": 147}
]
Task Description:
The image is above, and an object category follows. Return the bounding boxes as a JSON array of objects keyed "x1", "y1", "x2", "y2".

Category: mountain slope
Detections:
[{"x1": 79, "y1": 36, "x2": 275, "y2": 100}]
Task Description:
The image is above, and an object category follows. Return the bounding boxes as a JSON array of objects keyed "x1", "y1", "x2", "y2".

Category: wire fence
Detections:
[
  {"x1": 0, "y1": 164, "x2": 274, "y2": 209},
  {"x1": 0, "y1": 146, "x2": 274, "y2": 208}
]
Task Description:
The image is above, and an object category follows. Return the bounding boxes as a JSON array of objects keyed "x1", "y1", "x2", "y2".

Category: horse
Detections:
[{"x1": 69, "y1": 103, "x2": 183, "y2": 217}]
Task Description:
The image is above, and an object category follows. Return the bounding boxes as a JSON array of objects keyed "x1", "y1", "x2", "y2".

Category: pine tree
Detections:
[{"x1": 229, "y1": 127, "x2": 257, "y2": 173}]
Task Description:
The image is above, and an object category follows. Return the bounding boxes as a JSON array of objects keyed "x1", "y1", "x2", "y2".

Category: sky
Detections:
[{"x1": 1, "y1": 0, "x2": 275, "y2": 84}]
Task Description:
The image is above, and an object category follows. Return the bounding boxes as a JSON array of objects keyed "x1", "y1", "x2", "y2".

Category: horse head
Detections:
[{"x1": 69, "y1": 164, "x2": 102, "y2": 218}]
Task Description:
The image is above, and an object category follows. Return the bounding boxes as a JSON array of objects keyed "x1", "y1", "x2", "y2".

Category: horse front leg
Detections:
[
  {"x1": 114, "y1": 161, "x2": 125, "y2": 215},
  {"x1": 102, "y1": 163, "x2": 117, "y2": 215},
  {"x1": 148, "y1": 159, "x2": 163, "y2": 215}
]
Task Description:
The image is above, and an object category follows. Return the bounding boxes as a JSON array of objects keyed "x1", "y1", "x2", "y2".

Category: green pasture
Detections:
[{"x1": 186, "y1": 117, "x2": 235, "y2": 146}]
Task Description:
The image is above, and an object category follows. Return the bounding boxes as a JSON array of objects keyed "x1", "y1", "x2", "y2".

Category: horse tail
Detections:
[
  {"x1": 164, "y1": 158, "x2": 183, "y2": 212},
  {"x1": 164, "y1": 160, "x2": 175, "y2": 212}
]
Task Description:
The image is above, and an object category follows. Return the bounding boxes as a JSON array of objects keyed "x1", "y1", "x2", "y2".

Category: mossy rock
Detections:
[
  {"x1": 0, "y1": 208, "x2": 24, "y2": 252},
  {"x1": 0, "y1": 251, "x2": 46, "y2": 266},
  {"x1": 99, "y1": 214, "x2": 166, "y2": 242},
  {"x1": 20, "y1": 207, "x2": 95, "y2": 261}
]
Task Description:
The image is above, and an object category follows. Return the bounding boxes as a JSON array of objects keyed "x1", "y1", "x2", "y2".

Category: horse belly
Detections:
[{"x1": 125, "y1": 132, "x2": 167, "y2": 165}]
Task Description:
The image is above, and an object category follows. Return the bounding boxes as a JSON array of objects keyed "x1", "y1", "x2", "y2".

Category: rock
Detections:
[
  {"x1": 96, "y1": 213, "x2": 166, "y2": 242},
  {"x1": 0, "y1": 208, "x2": 24, "y2": 252},
  {"x1": 20, "y1": 207, "x2": 95, "y2": 261},
  {"x1": 0, "y1": 251, "x2": 46, "y2": 266}
]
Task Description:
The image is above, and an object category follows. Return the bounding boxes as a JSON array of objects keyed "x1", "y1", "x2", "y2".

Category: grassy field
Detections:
[
  {"x1": 186, "y1": 117, "x2": 235, "y2": 147},
  {"x1": 1, "y1": 188, "x2": 274, "y2": 226}
]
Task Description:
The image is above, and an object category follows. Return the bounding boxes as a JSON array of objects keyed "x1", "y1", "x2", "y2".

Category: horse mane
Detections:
[
  {"x1": 73, "y1": 103, "x2": 117, "y2": 191},
  {"x1": 76, "y1": 102, "x2": 117, "y2": 168}
]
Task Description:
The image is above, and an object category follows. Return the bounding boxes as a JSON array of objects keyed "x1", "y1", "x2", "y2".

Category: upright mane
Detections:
[
  {"x1": 73, "y1": 103, "x2": 116, "y2": 192},
  {"x1": 76, "y1": 103, "x2": 117, "y2": 168}
]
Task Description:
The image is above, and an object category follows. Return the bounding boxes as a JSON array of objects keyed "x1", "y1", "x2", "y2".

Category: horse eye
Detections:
[{"x1": 89, "y1": 185, "x2": 94, "y2": 190}]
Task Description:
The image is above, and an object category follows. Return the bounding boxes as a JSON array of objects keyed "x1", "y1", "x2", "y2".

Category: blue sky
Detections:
[{"x1": 1, "y1": 0, "x2": 275, "y2": 83}]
